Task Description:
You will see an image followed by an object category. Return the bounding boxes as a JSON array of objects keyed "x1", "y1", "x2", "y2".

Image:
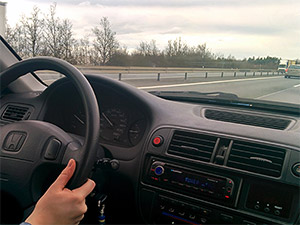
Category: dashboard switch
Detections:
[
  {"x1": 152, "y1": 136, "x2": 164, "y2": 147},
  {"x1": 292, "y1": 163, "x2": 300, "y2": 177}
]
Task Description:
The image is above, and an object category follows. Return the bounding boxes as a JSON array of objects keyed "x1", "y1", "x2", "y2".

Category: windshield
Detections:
[{"x1": 2, "y1": 0, "x2": 300, "y2": 105}]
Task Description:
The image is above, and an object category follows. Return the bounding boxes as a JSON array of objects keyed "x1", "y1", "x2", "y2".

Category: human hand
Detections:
[{"x1": 25, "y1": 159, "x2": 95, "y2": 225}]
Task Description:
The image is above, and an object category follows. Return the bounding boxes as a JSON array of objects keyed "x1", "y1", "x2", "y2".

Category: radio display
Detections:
[
  {"x1": 168, "y1": 168, "x2": 226, "y2": 193},
  {"x1": 184, "y1": 177, "x2": 200, "y2": 185}
]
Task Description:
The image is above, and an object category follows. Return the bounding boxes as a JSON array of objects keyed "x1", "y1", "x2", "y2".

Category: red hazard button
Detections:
[{"x1": 152, "y1": 136, "x2": 164, "y2": 147}]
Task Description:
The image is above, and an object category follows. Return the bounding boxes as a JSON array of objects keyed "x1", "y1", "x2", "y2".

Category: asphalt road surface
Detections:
[
  {"x1": 38, "y1": 71, "x2": 299, "y2": 105},
  {"x1": 135, "y1": 76, "x2": 300, "y2": 105}
]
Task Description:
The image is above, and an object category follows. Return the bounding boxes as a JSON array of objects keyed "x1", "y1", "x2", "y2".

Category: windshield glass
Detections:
[{"x1": 3, "y1": 0, "x2": 300, "y2": 105}]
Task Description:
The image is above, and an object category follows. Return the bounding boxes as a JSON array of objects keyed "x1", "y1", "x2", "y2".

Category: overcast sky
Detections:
[{"x1": 5, "y1": 0, "x2": 300, "y2": 59}]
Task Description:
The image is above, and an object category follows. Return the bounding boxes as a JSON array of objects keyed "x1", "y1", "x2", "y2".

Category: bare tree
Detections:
[
  {"x1": 137, "y1": 41, "x2": 151, "y2": 56},
  {"x1": 5, "y1": 24, "x2": 18, "y2": 49},
  {"x1": 44, "y1": 3, "x2": 63, "y2": 57},
  {"x1": 60, "y1": 19, "x2": 76, "y2": 62},
  {"x1": 74, "y1": 36, "x2": 91, "y2": 64},
  {"x1": 5, "y1": 22, "x2": 28, "y2": 57},
  {"x1": 20, "y1": 6, "x2": 44, "y2": 57},
  {"x1": 165, "y1": 40, "x2": 174, "y2": 57},
  {"x1": 149, "y1": 40, "x2": 159, "y2": 56},
  {"x1": 92, "y1": 17, "x2": 119, "y2": 65},
  {"x1": 137, "y1": 40, "x2": 159, "y2": 56},
  {"x1": 165, "y1": 37, "x2": 188, "y2": 57}
]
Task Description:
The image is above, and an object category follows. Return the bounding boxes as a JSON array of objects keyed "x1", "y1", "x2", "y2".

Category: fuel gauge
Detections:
[{"x1": 129, "y1": 120, "x2": 146, "y2": 146}]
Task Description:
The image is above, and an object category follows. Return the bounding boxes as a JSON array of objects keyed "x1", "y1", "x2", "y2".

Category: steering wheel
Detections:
[{"x1": 0, "y1": 57, "x2": 100, "y2": 213}]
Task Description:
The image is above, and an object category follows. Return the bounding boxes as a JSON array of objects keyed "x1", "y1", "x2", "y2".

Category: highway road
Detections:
[
  {"x1": 37, "y1": 71, "x2": 299, "y2": 105},
  {"x1": 134, "y1": 76, "x2": 300, "y2": 105}
]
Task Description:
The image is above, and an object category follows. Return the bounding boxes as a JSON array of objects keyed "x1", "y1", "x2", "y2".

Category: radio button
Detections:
[
  {"x1": 200, "y1": 208, "x2": 211, "y2": 216},
  {"x1": 154, "y1": 166, "x2": 164, "y2": 176},
  {"x1": 200, "y1": 217, "x2": 208, "y2": 224},
  {"x1": 274, "y1": 210, "x2": 281, "y2": 216},
  {"x1": 264, "y1": 207, "x2": 270, "y2": 213},
  {"x1": 159, "y1": 204, "x2": 165, "y2": 210},
  {"x1": 168, "y1": 207, "x2": 175, "y2": 213},
  {"x1": 242, "y1": 220, "x2": 256, "y2": 225},
  {"x1": 178, "y1": 211, "x2": 185, "y2": 216},
  {"x1": 189, "y1": 214, "x2": 196, "y2": 220}
]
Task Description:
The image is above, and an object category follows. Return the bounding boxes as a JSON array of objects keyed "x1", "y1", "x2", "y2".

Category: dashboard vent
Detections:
[
  {"x1": 1, "y1": 105, "x2": 30, "y2": 122},
  {"x1": 205, "y1": 109, "x2": 291, "y2": 130},
  {"x1": 227, "y1": 141, "x2": 286, "y2": 177},
  {"x1": 167, "y1": 130, "x2": 217, "y2": 162}
]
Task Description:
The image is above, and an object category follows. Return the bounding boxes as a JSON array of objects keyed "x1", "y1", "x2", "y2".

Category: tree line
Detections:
[{"x1": 6, "y1": 4, "x2": 282, "y2": 69}]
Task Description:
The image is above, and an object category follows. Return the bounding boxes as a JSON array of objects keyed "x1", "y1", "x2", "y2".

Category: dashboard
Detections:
[
  {"x1": 0, "y1": 74, "x2": 300, "y2": 225},
  {"x1": 42, "y1": 80, "x2": 147, "y2": 147}
]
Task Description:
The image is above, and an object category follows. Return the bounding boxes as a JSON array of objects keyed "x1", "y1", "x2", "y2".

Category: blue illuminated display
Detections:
[{"x1": 184, "y1": 177, "x2": 200, "y2": 185}]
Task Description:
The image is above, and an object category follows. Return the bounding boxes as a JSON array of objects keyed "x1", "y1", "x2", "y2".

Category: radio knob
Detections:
[{"x1": 154, "y1": 165, "x2": 165, "y2": 176}]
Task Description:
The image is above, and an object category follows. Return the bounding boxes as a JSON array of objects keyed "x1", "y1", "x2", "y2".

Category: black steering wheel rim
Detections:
[{"x1": 0, "y1": 57, "x2": 100, "y2": 196}]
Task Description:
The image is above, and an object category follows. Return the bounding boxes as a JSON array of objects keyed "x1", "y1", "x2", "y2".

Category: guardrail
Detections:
[
  {"x1": 76, "y1": 65, "x2": 278, "y2": 74},
  {"x1": 115, "y1": 70, "x2": 280, "y2": 81},
  {"x1": 37, "y1": 67, "x2": 281, "y2": 83}
]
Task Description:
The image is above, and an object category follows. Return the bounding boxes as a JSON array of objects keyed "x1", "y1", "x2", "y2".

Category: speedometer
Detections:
[{"x1": 99, "y1": 108, "x2": 128, "y2": 143}]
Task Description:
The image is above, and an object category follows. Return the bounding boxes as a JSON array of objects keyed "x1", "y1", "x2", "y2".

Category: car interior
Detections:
[{"x1": 0, "y1": 35, "x2": 300, "y2": 225}]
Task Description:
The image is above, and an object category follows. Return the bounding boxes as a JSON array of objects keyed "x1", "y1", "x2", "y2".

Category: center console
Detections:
[{"x1": 138, "y1": 128, "x2": 300, "y2": 225}]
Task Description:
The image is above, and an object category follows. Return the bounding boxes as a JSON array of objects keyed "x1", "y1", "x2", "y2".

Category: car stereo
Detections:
[{"x1": 145, "y1": 160, "x2": 236, "y2": 206}]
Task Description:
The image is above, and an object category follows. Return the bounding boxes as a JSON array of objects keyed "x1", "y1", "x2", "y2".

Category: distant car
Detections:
[
  {"x1": 278, "y1": 63, "x2": 287, "y2": 73},
  {"x1": 285, "y1": 64, "x2": 300, "y2": 78}
]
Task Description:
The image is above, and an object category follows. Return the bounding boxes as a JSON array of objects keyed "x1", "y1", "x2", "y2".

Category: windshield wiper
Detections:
[{"x1": 149, "y1": 91, "x2": 300, "y2": 116}]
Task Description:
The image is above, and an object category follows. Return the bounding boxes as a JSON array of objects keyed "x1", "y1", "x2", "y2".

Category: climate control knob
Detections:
[{"x1": 154, "y1": 165, "x2": 165, "y2": 176}]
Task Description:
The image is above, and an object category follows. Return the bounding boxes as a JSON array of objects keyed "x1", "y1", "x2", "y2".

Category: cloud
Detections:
[
  {"x1": 78, "y1": 1, "x2": 91, "y2": 6},
  {"x1": 25, "y1": 0, "x2": 298, "y2": 7},
  {"x1": 5, "y1": 0, "x2": 300, "y2": 59}
]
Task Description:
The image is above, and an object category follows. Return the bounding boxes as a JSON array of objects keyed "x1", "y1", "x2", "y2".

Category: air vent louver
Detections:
[
  {"x1": 167, "y1": 130, "x2": 217, "y2": 162},
  {"x1": 205, "y1": 109, "x2": 291, "y2": 130},
  {"x1": 1, "y1": 105, "x2": 30, "y2": 121},
  {"x1": 227, "y1": 141, "x2": 285, "y2": 177}
]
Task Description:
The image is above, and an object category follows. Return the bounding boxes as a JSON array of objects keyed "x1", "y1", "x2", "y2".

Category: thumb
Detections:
[{"x1": 51, "y1": 159, "x2": 76, "y2": 190}]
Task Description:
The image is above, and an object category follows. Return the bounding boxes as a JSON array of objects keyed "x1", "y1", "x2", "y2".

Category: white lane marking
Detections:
[
  {"x1": 137, "y1": 76, "x2": 280, "y2": 89},
  {"x1": 256, "y1": 89, "x2": 291, "y2": 99},
  {"x1": 256, "y1": 84, "x2": 300, "y2": 99}
]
